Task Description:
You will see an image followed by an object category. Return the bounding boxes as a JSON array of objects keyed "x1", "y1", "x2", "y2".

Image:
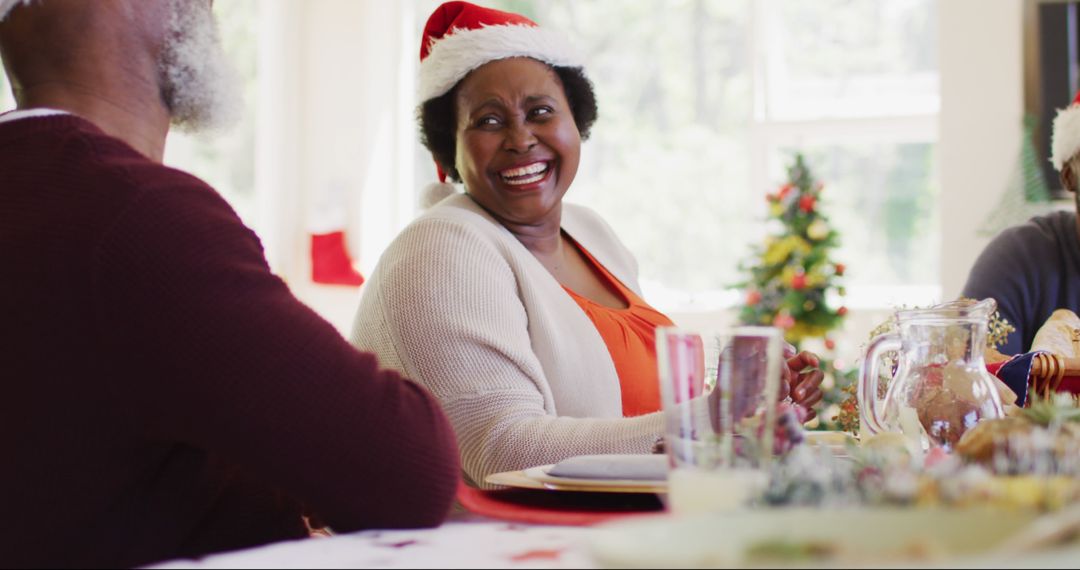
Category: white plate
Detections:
[
  {"x1": 484, "y1": 436, "x2": 854, "y2": 495},
  {"x1": 485, "y1": 465, "x2": 667, "y2": 494},
  {"x1": 589, "y1": 507, "x2": 1043, "y2": 568}
]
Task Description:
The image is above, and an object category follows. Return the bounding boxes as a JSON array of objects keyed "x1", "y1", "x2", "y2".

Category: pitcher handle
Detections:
[{"x1": 858, "y1": 333, "x2": 901, "y2": 436}]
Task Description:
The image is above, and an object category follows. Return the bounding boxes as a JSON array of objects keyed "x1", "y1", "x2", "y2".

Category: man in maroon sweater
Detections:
[{"x1": 0, "y1": 0, "x2": 460, "y2": 567}]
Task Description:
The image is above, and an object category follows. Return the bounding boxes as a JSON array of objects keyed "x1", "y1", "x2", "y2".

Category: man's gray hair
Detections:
[{"x1": 0, "y1": 0, "x2": 32, "y2": 22}]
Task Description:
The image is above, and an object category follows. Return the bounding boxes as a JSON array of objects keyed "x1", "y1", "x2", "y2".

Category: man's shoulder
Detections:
[
  {"x1": 13, "y1": 117, "x2": 218, "y2": 200},
  {"x1": 989, "y1": 211, "x2": 1075, "y2": 253},
  {"x1": 1029, "y1": 209, "x2": 1078, "y2": 241},
  {"x1": 57, "y1": 122, "x2": 249, "y2": 246},
  {"x1": 966, "y1": 210, "x2": 1078, "y2": 298},
  {"x1": 1, "y1": 116, "x2": 235, "y2": 223},
  {"x1": 78, "y1": 132, "x2": 217, "y2": 198},
  {"x1": 78, "y1": 137, "x2": 239, "y2": 226}
]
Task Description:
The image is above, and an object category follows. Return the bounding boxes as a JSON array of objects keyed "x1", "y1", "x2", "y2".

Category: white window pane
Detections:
[{"x1": 766, "y1": 0, "x2": 940, "y2": 120}]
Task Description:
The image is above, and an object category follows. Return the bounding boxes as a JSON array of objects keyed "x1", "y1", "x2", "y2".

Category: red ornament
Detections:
[
  {"x1": 746, "y1": 290, "x2": 762, "y2": 306},
  {"x1": 791, "y1": 273, "x2": 807, "y2": 290},
  {"x1": 799, "y1": 194, "x2": 816, "y2": 213},
  {"x1": 778, "y1": 184, "x2": 794, "y2": 200},
  {"x1": 837, "y1": 306, "x2": 849, "y2": 317},
  {"x1": 774, "y1": 313, "x2": 796, "y2": 330},
  {"x1": 834, "y1": 263, "x2": 846, "y2": 276},
  {"x1": 825, "y1": 338, "x2": 836, "y2": 350}
]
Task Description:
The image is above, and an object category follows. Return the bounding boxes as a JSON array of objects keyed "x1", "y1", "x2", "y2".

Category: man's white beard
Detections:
[{"x1": 158, "y1": 0, "x2": 242, "y2": 133}]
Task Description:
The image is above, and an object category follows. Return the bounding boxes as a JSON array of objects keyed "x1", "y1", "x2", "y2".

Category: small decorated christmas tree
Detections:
[{"x1": 736, "y1": 153, "x2": 846, "y2": 349}]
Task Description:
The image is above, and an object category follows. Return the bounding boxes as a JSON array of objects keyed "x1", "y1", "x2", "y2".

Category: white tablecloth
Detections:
[
  {"x1": 149, "y1": 520, "x2": 599, "y2": 569},
  {"x1": 147, "y1": 511, "x2": 1080, "y2": 569}
]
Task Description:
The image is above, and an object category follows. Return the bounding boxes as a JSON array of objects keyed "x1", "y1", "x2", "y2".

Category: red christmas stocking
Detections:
[{"x1": 310, "y1": 231, "x2": 365, "y2": 286}]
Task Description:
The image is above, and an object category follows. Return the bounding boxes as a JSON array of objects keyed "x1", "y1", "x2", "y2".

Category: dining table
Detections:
[
  {"x1": 148, "y1": 481, "x2": 665, "y2": 569},
  {"x1": 150, "y1": 515, "x2": 600, "y2": 569},
  {"x1": 146, "y1": 490, "x2": 1080, "y2": 570}
]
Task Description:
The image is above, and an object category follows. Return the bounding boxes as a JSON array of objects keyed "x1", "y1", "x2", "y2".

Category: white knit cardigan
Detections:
[{"x1": 350, "y1": 193, "x2": 664, "y2": 487}]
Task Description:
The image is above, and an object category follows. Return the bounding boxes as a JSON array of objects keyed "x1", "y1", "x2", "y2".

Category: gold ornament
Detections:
[{"x1": 807, "y1": 219, "x2": 829, "y2": 241}]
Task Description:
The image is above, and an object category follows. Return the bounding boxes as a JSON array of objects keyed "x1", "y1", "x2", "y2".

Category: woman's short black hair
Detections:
[{"x1": 418, "y1": 65, "x2": 598, "y2": 183}]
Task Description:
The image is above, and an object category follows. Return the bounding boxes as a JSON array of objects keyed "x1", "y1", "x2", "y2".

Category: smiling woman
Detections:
[{"x1": 350, "y1": 1, "x2": 824, "y2": 488}]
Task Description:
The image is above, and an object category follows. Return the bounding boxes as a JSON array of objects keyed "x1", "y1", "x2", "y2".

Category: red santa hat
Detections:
[
  {"x1": 0, "y1": 0, "x2": 30, "y2": 21},
  {"x1": 417, "y1": 1, "x2": 584, "y2": 207},
  {"x1": 1052, "y1": 90, "x2": 1080, "y2": 172}
]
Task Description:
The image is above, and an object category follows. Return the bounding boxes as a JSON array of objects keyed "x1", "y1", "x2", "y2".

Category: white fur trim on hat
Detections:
[
  {"x1": 419, "y1": 23, "x2": 583, "y2": 103},
  {"x1": 0, "y1": 0, "x2": 31, "y2": 21},
  {"x1": 1052, "y1": 104, "x2": 1080, "y2": 171}
]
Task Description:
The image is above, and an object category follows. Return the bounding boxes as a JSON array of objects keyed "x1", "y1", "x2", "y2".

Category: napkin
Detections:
[{"x1": 546, "y1": 454, "x2": 668, "y2": 481}]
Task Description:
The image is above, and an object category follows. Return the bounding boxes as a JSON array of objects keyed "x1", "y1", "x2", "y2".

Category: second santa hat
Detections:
[{"x1": 1052, "y1": 90, "x2": 1080, "y2": 173}]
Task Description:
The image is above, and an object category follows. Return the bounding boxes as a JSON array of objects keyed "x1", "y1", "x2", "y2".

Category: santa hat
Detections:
[
  {"x1": 0, "y1": 0, "x2": 30, "y2": 21},
  {"x1": 1052, "y1": 90, "x2": 1080, "y2": 172},
  {"x1": 417, "y1": 1, "x2": 584, "y2": 207}
]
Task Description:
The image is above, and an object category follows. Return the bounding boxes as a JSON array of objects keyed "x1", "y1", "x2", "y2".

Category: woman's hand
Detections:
[{"x1": 781, "y1": 343, "x2": 825, "y2": 421}]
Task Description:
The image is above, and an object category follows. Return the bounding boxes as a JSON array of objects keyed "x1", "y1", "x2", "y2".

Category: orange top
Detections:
[{"x1": 563, "y1": 240, "x2": 675, "y2": 417}]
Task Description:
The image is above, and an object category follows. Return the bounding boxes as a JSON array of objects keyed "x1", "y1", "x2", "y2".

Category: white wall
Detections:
[{"x1": 938, "y1": 0, "x2": 1025, "y2": 298}]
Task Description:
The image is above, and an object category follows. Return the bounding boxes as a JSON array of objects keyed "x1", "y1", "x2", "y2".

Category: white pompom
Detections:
[{"x1": 421, "y1": 181, "x2": 459, "y2": 209}]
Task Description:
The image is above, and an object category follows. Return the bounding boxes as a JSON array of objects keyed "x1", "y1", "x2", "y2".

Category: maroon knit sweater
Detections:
[{"x1": 0, "y1": 114, "x2": 460, "y2": 568}]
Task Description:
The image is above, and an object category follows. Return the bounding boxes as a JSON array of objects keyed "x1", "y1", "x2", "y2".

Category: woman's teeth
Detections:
[{"x1": 500, "y1": 162, "x2": 549, "y2": 186}]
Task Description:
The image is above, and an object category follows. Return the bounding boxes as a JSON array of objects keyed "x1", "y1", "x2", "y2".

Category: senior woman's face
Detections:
[{"x1": 453, "y1": 57, "x2": 582, "y2": 229}]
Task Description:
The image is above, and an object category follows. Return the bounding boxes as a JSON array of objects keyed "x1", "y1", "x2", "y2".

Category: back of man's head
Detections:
[
  {"x1": 0, "y1": 0, "x2": 162, "y2": 98},
  {"x1": 0, "y1": 0, "x2": 240, "y2": 134}
]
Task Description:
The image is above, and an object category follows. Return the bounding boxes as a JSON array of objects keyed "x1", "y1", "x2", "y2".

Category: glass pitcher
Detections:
[{"x1": 858, "y1": 298, "x2": 1005, "y2": 451}]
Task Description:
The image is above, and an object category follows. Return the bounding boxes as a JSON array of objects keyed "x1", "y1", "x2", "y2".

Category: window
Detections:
[
  {"x1": 760, "y1": 0, "x2": 940, "y2": 309},
  {"x1": 467, "y1": 0, "x2": 941, "y2": 311}
]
